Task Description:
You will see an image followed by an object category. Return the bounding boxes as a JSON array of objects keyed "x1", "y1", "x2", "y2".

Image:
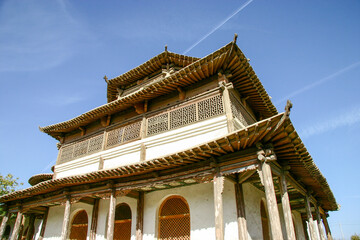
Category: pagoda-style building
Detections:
[{"x1": 0, "y1": 36, "x2": 337, "y2": 240}]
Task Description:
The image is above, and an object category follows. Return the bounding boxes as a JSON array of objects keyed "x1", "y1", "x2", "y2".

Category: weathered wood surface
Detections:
[
  {"x1": 321, "y1": 213, "x2": 333, "y2": 240},
  {"x1": 213, "y1": 169, "x2": 224, "y2": 240},
  {"x1": 279, "y1": 169, "x2": 296, "y2": 240},
  {"x1": 25, "y1": 214, "x2": 36, "y2": 240},
  {"x1": 234, "y1": 181, "x2": 248, "y2": 240},
  {"x1": 0, "y1": 211, "x2": 9, "y2": 238},
  {"x1": 136, "y1": 192, "x2": 144, "y2": 240},
  {"x1": 304, "y1": 194, "x2": 319, "y2": 240},
  {"x1": 38, "y1": 207, "x2": 49, "y2": 240},
  {"x1": 89, "y1": 198, "x2": 100, "y2": 240},
  {"x1": 61, "y1": 196, "x2": 71, "y2": 240},
  {"x1": 315, "y1": 205, "x2": 326, "y2": 240},
  {"x1": 257, "y1": 144, "x2": 284, "y2": 240},
  {"x1": 107, "y1": 188, "x2": 116, "y2": 240},
  {"x1": 10, "y1": 211, "x2": 23, "y2": 240}
]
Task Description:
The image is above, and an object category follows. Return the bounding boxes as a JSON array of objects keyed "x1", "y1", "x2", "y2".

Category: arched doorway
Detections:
[
  {"x1": 159, "y1": 196, "x2": 190, "y2": 240},
  {"x1": 261, "y1": 200, "x2": 270, "y2": 240},
  {"x1": 69, "y1": 210, "x2": 88, "y2": 240},
  {"x1": 114, "y1": 203, "x2": 132, "y2": 240}
]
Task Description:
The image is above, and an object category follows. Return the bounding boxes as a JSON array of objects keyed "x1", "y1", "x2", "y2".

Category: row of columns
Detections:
[
  {"x1": 212, "y1": 144, "x2": 333, "y2": 240},
  {"x1": 0, "y1": 207, "x2": 48, "y2": 240}
]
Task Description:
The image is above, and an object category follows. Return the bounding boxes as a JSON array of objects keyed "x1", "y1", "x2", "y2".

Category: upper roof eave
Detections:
[{"x1": 40, "y1": 42, "x2": 278, "y2": 138}]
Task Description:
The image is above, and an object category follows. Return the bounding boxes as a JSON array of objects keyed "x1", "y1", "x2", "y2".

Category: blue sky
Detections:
[{"x1": 0, "y1": 0, "x2": 359, "y2": 238}]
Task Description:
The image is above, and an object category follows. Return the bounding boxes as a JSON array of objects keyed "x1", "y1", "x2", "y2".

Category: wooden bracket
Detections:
[
  {"x1": 101, "y1": 115, "x2": 111, "y2": 127},
  {"x1": 79, "y1": 126, "x2": 86, "y2": 136},
  {"x1": 177, "y1": 87, "x2": 186, "y2": 100},
  {"x1": 134, "y1": 101, "x2": 147, "y2": 114}
]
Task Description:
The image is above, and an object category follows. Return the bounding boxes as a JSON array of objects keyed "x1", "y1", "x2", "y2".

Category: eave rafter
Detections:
[{"x1": 3, "y1": 113, "x2": 337, "y2": 211}]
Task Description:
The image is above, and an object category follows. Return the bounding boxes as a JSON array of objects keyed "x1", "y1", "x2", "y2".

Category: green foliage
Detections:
[
  {"x1": 351, "y1": 234, "x2": 360, "y2": 240},
  {"x1": 0, "y1": 173, "x2": 23, "y2": 196},
  {"x1": 0, "y1": 173, "x2": 23, "y2": 216}
]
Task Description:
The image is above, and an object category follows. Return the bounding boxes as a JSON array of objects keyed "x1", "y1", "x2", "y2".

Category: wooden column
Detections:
[
  {"x1": 304, "y1": 194, "x2": 319, "y2": 240},
  {"x1": 257, "y1": 144, "x2": 284, "y2": 240},
  {"x1": 25, "y1": 214, "x2": 36, "y2": 240},
  {"x1": 302, "y1": 218, "x2": 310, "y2": 240},
  {"x1": 61, "y1": 196, "x2": 71, "y2": 240},
  {"x1": 279, "y1": 167, "x2": 296, "y2": 240},
  {"x1": 315, "y1": 205, "x2": 326, "y2": 240},
  {"x1": 0, "y1": 211, "x2": 10, "y2": 239},
  {"x1": 38, "y1": 207, "x2": 49, "y2": 240},
  {"x1": 213, "y1": 168, "x2": 224, "y2": 240},
  {"x1": 89, "y1": 198, "x2": 100, "y2": 240},
  {"x1": 321, "y1": 213, "x2": 333, "y2": 240},
  {"x1": 136, "y1": 192, "x2": 144, "y2": 240},
  {"x1": 219, "y1": 78, "x2": 235, "y2": 133},
  {"x1": 234, "y1": 181, "x2": 248, "y2": 240},
  {"x1": 10, "y1": 211, "x2": 23, "y2": 240},
  {"x1": 107, "y1": 188, "x2": 116, "y2": 240}
]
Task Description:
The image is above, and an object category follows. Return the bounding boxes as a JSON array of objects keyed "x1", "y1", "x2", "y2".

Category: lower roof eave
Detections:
[{"x1": 2, "y1": 112, "x2": 338, "y2": 211}]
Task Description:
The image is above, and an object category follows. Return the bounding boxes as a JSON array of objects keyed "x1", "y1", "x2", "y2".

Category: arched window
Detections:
[
  {"x1": 261, "y1": 200, "x2": 270, "y2": 240},
  {"x1": 114, "y1": 203, "x2": 132, "y2": 240},
  {"x1": 159, "y1": 196, "x2": 190, "y2": 240},
  {"x1": 69, "y1": 210, "x2": 88, "y2": 240}
]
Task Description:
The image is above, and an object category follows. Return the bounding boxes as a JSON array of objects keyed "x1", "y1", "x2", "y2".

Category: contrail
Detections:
[
  {"x1": 299, "y1": 106, "x2": 360, "y2": 138},
  {"x1": 182, "y1": 0, "x2": 254, "y2": 55},
  {"x1": 275, "y1": 61, "x2": 360, "y2": 104}
]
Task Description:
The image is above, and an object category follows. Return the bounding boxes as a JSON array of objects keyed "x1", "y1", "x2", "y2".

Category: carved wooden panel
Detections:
[
  {"x1": 114, "y1": 203, "x2": 132, "y2": 240},
  {"x1": 198, "y1": 94, "x2": 224, "y2": 120},
  {"x1": 106, "y1": 121, "x2": 141, "y2": 148},
  {"x1": 230, "y1": 92, "x2": 255, "y2": 126},
  {"x1": 58, "y1": 133, "x2": 104, "y2": 164},
  {"x1": 69, "y1": 210, "x2": 88, "y2": 240},
  {"x1": 159, "y1": 196, "x2": 190, "y2": 240},
  {"x1": 147, "y1": 94, "x2": 224, "y2": 136}
]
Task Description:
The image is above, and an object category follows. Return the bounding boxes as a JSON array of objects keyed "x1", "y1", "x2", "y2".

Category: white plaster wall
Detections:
[
  {"x1": 95, "y1": 196, "x2": 138, "y2": 240},
  {"x1": 102, "y1": 144, "x2": 141, "y2": 170},
  {"x1": 33, "y1": 218, "x2": 43, "y2": 240},
  {"x1": 43, "y1": 202, "x2": 93, "y2": 240},
  {"x1": 145, "y1": 115, "x2": 228, "y2": 161},
  {"x1": 243, "y1": 182, "x2": 266, "y2": 240},
  {"x1": 143, "y1": 182, "x2": 216, "y2": 240},
  {"x1": 223, "y1": 179, "x2": 238, "y2": 240}
]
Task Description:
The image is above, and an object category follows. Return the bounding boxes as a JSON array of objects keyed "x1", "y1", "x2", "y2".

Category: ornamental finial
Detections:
[
  {"x1": 285, "y1": 100, "x2": 293, "y2": 117},
  {"x1": 104, "y1": 75, "x2": 109, "y2": 84},
  {"x1": 165, "y1": 45, "x2": 168, "y2": 52},
  {"x1": 233, "y1": 33, "x2": 238, "y2": 43}
]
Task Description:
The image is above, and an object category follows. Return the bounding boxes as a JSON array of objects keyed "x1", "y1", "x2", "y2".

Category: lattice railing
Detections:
[
  {"x1": 58, "y1": 133, "x2": 104, "y2": 164},
  {"x1": 106, "y1": 121, "x2": 141, "y2": 148},
  {"x1": 147, "y1": 94, "x2": 224, "y2": 136},
  {"x1": 229, "y1": 92, "x2": 256, "y2": 127},
  {"x1": 58, "y1": 94, "x2": 226, "y2": 165}
]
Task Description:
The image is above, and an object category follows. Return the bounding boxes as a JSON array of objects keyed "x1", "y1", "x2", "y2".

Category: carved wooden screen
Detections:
[
  {"x1": 114, "y1": 203, "x2": 132, "y2": 240},
  {"x1": 159, "y1": 196, "x2": 190, "y2": 240},
  {"x1": 260, "y1": 201, "x2": 270, "y2": 240},
  {"x1": 69, "y1": 210, "x2": 88, "y2": 240}
]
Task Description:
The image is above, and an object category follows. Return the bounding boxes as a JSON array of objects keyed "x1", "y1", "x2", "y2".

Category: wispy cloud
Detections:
[
  {"x1": 182, "y1": 0, "x2": 254, "y2": 54},
  {"x1": 40, "y1": 95, "x2": 84, "y2": 107},
  {"x1": 299, "y1": 106, "x2": 360, "y2": 138},
  {"x1": 0, "y1": 0, "x2": 90, "y2": 72},
  {"x1": 275, "y1": 61, "x2": 360, "y2": 104}
]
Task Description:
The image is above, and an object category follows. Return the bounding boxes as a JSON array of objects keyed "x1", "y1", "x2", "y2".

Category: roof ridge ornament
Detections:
[
  {"x1": 165, "y1": 45, "x2": 168, "y2": 52},
  {"x1": 104, "y1": 75, "x2": 109, "y2": 84},
  {"x1": 233, "y1": 33, "x2": 238, "y2": 44},
  {"x1": 285, "y1": 100, "x2": 293, "y2": 117}
]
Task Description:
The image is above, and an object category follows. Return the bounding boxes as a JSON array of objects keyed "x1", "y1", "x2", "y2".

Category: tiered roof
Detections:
[
  {"x1": 2, "y1": 113, "x2": 338, "y2": 211},
  {"x1": 39, "y1": 42, "x2": 277, "y2": 139}
]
